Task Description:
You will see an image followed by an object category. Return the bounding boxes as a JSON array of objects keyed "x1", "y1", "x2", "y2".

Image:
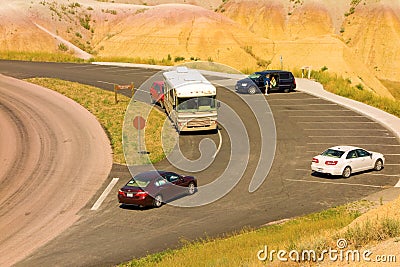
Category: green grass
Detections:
[
  {"x1": 0, "y1": 51, "x2": 86, "y2": 63},
  {"x1": 25, "y1": 78, "x2": 175, "y2": 164},
  {"x1": 120, "y1": 204, "x2": 363, "y2": 267},
  {"x1": 340, "y1": 217, "x2": 400, "y2": 249},
  {"x1": 292, "y1": 69, "x2": 400, "y2": 118},
  {"x1": 380, "y1": 79, "x2": 400, "y2": 101}
]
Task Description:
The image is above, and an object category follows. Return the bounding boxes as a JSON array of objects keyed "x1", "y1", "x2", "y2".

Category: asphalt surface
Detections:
[{"x1": 0, "y1": 60, "x2": 399, "y2": 266}]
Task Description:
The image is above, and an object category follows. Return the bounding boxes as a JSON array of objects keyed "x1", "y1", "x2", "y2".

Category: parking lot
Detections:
[
  {"x1": 267, "y1": 91, "x2": 400, "y2": 189},
  {"x1": 1, "y1": 61, "x2": 399, "y2": 266}
]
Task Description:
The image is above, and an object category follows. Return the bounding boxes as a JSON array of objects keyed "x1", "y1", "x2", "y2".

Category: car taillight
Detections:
[
  {"x1": 135, "y1": 191, "x2": 148, "y2": 199},
  {"x1": 325, "y1": 161, "x2": 338, "y2": 166},
  {"x1": 312, "y1": 157, "x2": 319, "y2": 163},
  {"x1": 118, "y1": 189, "x2": 126, "y2": 197}
]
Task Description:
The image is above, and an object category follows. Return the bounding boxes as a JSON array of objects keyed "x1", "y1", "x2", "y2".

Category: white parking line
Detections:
[
  {"x1": 308, "y1": 136, "x2": 396, "y2": 138},
  {"x1": 308, "y1": 103, "x2": 338, "y2": 106},
  {"x1": 307, "y1": 143, "x2": 400, "y2": 146},
  {"x1": 269, "y1": 98, "x2": 320, "y2": 101},
  {"x1": 88, "y1": 66, "x2": 121, "y2": 70},
  {"x1": 97, "y1": 80, "x2": 115, "y2": 85},
  {"x1": 395, "y1": 179, "x2": 400, "y2": 188},
  {"x1": 290, "y1": 115, "x2": 364, "y2": 118},
  {"x1": 296, "y1": 169, "x2": 400, "y2": 178},
  {"x1": 286, "y1": 179, "x2": 385, "y2": 188},
  {"x1": 370, "y1": 174, "x2": 400, "y2": 177},
  {"x1": 91, "y1": 178, "x2": 119, "y2": 211},
  {"x1": 270, "y1": 104, "x2": 337, "y2": 106},
  {"x1": 280, "y1": 109, "x2": 353, "y2": 112},
  {"x1": 304, "y1": 129, "x2": 388, "y2": 131},
  {"x1": 298, "y1": 121, "x2": 377, "y2": 124}
]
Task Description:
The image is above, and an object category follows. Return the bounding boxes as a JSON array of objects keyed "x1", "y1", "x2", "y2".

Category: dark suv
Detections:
[{"x1": 235, "y1": 70, "x2": 296, "y2": 94}]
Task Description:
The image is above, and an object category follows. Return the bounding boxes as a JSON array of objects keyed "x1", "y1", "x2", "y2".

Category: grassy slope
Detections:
[
  {"x1": 292, "y1": 69, "x2": 400, "y2": 118},
  {"x1": 121, "y1": 204, "x2": 363, "y2": 266},
  {"x1": 122, "y1": 200, "x2": 400, "y2": 266},
  {"x1": 380, "y1": 79, "x2": 400, "y2": 101},
  {"x1": 0, "y1": 51, "x2": 86, "y2": 63},
  {"x1": 25, "y1": 78, "x2": 172, "y2": 164}
]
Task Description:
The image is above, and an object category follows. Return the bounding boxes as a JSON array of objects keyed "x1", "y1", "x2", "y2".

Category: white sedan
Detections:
[{"x1": 311, "y1": 146, "x2": 385, "y2": 178}]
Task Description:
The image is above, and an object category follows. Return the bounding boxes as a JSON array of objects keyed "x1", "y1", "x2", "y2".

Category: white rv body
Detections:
[{"x1": 162, "y1": 67, "x2": 218, "y2": 132}]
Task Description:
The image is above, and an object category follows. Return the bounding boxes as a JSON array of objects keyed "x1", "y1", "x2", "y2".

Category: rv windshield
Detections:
[{"x1": 177, "y1": 96, "x2": 217, "y2": 113}]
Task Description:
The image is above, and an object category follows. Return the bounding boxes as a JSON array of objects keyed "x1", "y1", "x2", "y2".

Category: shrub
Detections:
[
  {"x1": 174, "y1": 56, "x2": 185, "y2": 62},
  {"x1": 58, "y1": 43, "x2": 68, "y2": 51}
]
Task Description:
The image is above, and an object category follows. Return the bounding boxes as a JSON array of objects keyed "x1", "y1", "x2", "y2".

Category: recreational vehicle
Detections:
[{"x1": 162, "y1": 67, "x2": 218, "y2": 132}]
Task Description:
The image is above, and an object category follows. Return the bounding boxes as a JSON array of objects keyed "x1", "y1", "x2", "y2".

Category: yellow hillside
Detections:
[{"x1": 0, "y1": 0, "x2": 399, "y2": 98}]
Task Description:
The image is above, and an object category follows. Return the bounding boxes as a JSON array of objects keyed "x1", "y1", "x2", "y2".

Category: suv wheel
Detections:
[{"x1": 248, "y1": 86, "x2": 257, "y2": 94}]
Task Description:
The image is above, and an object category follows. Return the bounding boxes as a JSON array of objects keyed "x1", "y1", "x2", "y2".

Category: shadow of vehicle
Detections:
[
  {"x1": 119, "y1": 189, "x2": 197, "y2": 210},
  {"x1": 311, "y1": 168, "x2": 384, "y2": 179}
]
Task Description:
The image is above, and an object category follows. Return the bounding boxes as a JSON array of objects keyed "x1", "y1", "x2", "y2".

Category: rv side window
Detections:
[{"x1": 167, "y1": 87, "x2": 176, "y2": 107}]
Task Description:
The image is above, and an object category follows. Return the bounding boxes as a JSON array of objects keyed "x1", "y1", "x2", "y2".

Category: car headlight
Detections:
[{"x1": 241, "y1": 83, "x2": 247, "y2": 86}]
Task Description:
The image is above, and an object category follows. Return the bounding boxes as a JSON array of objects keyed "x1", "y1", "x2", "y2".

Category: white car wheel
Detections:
[
  {"x1": 342, "y1": 166, "x2": 352, "y2": 178},
  {"x1": 374, "y1": 159, "x2": 383, "y2": 171}
]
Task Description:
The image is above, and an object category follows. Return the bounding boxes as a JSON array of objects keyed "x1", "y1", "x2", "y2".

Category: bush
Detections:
[
  {"x1": 174, "y1": 56, "x2": 185, "y2": 62},
  {"x1": 58, "y1": 43, "x2": 68, "y2": 52},
  {"x1": 342, "y1": 218, "x2": 400, "y2": 248}
]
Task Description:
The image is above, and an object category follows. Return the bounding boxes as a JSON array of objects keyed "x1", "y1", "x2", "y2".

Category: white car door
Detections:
[
  {"x1": 346, "y1": 150, "x2": 364, "y2": 172},
  {"x1": 356, "y1": 149, "x2": 373, "y2": 171}
]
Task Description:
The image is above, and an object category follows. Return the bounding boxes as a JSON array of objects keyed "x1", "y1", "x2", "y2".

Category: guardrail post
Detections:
[
  {"x1": 114, "y1": 84, "x2": 118, "y2": 104},
  {"x1": 131, "y1": 82, "x2": 135, "y2": 98}
]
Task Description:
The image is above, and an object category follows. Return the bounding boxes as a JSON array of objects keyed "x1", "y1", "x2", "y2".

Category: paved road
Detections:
[
  {"x1": 0, "y1": 61, "x2": 398, "y2": 266},
  {"x1": 0, "y1": 74, "x2": 112, "y2": 267}
]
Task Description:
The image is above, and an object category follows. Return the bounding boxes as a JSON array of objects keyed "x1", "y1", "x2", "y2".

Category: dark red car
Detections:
[
  {"x1": 150, "y1": 81, "x2": 165, "y2": 108},
  {"x1": 118, "y1": 171, "x2": 197, "y2": 208}
]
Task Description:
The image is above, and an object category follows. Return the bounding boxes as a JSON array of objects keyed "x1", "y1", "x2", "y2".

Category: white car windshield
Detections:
[{"x1": 321, "y1": 149, "x2": 345, "y2": 158}]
